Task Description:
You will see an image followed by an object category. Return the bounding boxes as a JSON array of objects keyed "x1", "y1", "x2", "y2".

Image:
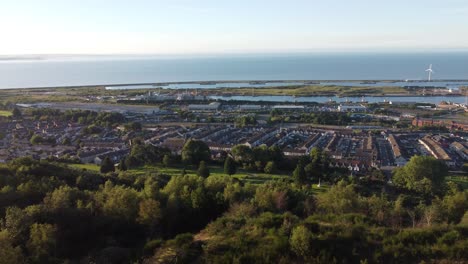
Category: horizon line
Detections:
[{"x1": 3, "y1": 48, "x2": 468, "y2": 58}]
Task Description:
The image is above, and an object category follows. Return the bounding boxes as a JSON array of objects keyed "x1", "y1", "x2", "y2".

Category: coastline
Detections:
[{"x1": 2, "y1": 78, "x2": 468, "y2": 89}]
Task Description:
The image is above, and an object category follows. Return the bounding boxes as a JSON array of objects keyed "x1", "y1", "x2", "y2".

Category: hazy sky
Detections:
[{"x1": 1, "y1": 0, "x2": 468, "y2": 55}]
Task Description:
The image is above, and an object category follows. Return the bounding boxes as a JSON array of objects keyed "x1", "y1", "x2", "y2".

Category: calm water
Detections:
[{"x1": 1, "y1": 53, "x2": 468, "y2": 89}]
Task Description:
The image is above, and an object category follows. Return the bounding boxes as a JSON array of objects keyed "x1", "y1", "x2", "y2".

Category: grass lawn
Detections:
[
  {"x1": 210, "y1": 85, "x2": 407, "y2": 97},
  {"x1": 446, "y1": 175, "x2": 468, "y2": 190},
  {"x1": 127, "y1": 165, "x2": 288, "y2": 182},
  {"x1": 0, "y1": 110, "x2": 12, "y2": 117},
  {"x1": 69, "y1": 163, "x2": 101, "y2": 172},
  {"x1": 66, "y1": 163, "x2": 331, "y2": 193},
  {"x1": 311, "y1": 184, "x2": 330, "y2": 194}
]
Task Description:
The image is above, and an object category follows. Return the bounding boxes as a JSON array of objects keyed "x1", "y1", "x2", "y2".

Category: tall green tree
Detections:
[
  {"x1": 293, "y1": 163, "x2": 307, "y2": 184},
  {"x1": 264, "y1": 161, "x2": 277, "y2": 174},
  {"x1": 182, "y1": 139, "x2": 211, "y2": 165},
  {"x1": 230, "y1": 144, "x2": 254, "y2": 165},
  {"x1": 12, "y1": 107, "x2": 22, "y2": 119},
  {"x1": 27, "y1": 223, "x2": 57, "y2": 263},
  {"x1": 318, "y1": 180, "x2": 361, "y2": 214},
  {"x1": 163, "y1": 154, "x2": 172, "y2": 167},
  {"x1": 393, "y1": 155, "x2": 448, "y2": 194},
  {"x1": 443, "y1": 185, "x2": 468, "y2": 224},
  {"x1": 224, "y1": 157, "x2": 236, "y2": 176},
  {"x1": 197, "y1": 161, "x2": 210, "y2": 178},
  {"x1": 290, "y1": 225, "x2": 313, "y2": 259},
  {"x1": 137, "y1": 198, "x2": 162, "y2": 234},
  {"x1": 100, "y1": 156, "x2": 115, "y2": 173},
  {"x1": 118, "y1": 159, "x2": 127, "y2": 171},
  {"x1": 0, "y1": 231, "x2": 24, "y2": 264}
]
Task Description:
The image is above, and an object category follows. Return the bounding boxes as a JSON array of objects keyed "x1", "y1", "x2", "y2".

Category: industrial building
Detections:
[
  {"x1": 337, "y1": 104, "x2": 367, "y2": 112},
  {"x1": 188, "y1": 102, "x2": 221, "y2": 111}
]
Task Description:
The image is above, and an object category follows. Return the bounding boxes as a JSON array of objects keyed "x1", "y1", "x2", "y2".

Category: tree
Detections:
[
  {"x1": 443, "y1": 186, "x2": 468, "y2": 224},
  {"x1": 163, "y1": 154, "x2": 172, "y2": 167},
  {"x1": 309, "y1": 147, "x2": 322, "y2": 163},
  {"x1": 125, "y1": 121, "x2": 142, "y2": 131},
  {"x1": 118, "y1": 159, "x2": 127, "y2": 171},
  {"x1": 61, "y1": 137, "x2": 71, "y2": 145},
  {"x1": 264, "y1": 161, "x2": 277, "y2": 174},
  {"x1": 100, "y1": 156, "x2": 115, "y2": 173},
  {"x1": 393, "y1": 155, "x2": 448, "y2": 194},
  {"x1": 137, "y1": 199, "x2": 162, "y2": 234},
  {"x1": 197, "y1": 161, "x2": 210, "y2": 178},
  {"x1": 231, "y1": 144, "x2": 254, "y2": 165},
  {"x1": 30, "y1": 134, "x2": 44, "y2": 145},
  {"x1": 125, "y1": 155, "x2": 139, "y2": 169},
  {"x1": 422, "y1": 198, "x2": 445, "y2": 227},
  {"x1": 27, "y1": 223, "x2": 57, "y2": 262},
  {"x1": 290, "y1": 226, "x2": 312, "y2": 258},
  {"x1": 462, "y1": 163, "x2": 468, "y2": 173},
  {"x1": 129, "y1": 144, "x2": 171, "y2": 165},
  {"x1": 0, "y1": 231, "x2": 24, "y2": 264},
  {"x1": 366, "y1": 194, "x2": 391, "y2": 225},
  {"x1": 224, "y1": 156, "x2": 236, "y2": 175},
  {"x1": 43, "y1": 185, "x2": 81, "y2": 210},
  {"x1": 293, "y1": 163, "x2": 307, "y2": 184},
  {"x1": 181, "y1": 139, "x2": 211, "y2": 165},
  {"x1": 3, "y1": 207, "x2": 31, "y2": 244},
  {"x1": 317, "y1": 180, "x2": 361, "y2": 214},
  {"x1": 12, "y1": 107, "x2": 21, "y2": 119},
  {"x1": 98, "y1": 181, "x2": 140, "y2": 221},
  {"x1": 304, "y1": 162, "x2": 319, "y2": 182}
]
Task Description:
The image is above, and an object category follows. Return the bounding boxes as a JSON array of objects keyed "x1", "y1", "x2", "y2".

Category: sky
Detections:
[{"x1": 1, "y1": 0, "x2": 468, "y2": 55}]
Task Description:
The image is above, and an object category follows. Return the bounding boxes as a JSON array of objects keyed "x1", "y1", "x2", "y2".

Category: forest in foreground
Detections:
[{"x1": 0, "y1": 140, "x2": 467, "y2": 264}]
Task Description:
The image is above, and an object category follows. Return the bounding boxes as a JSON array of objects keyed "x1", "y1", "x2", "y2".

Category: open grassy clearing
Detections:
[
  {"x1": 68, "y1": 163, "x2": 331, "y2": 194},
  {"x1": 446, "y1": 175, "x2": 468, "y2": 190},
  {"x1": 0, "y1": 84, "x2": 411, "y2": 106},
  {"x1": 210, "y1": 85, "x2": 408, "y2": 96},
  {"x1": 69, "y1": 163, "x2": 101, "y2": 172},
  {"x1": 0, "y1": 110, "x2": 12, "y2": 117},
  {"x1": 127, "y1": 164, "x2": 290, "y2": 182}
]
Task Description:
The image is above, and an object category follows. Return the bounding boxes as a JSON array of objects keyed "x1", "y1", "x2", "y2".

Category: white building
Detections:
[
  {"x1": 338, "y1": 104, "x2": 367, "y2": 112},
  {"x1": 272, "y1": 105, "x2": 305, "y2": 110}
]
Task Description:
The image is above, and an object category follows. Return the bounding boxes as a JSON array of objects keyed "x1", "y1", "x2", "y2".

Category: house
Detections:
[
  {"x1": 207, "y1": 142, "x2": 232, "y2": 152},
  {"x1": 387, "y1": 134, "x2": 407, "y2": 166},
  {"x1": 283, "y1": 148, "x2": 307, "y2": 157},
  {"x1": 450, "y1": 142, "x2": 468, "y2": 161},
  {"x1": 160, "y1": 138, "x2": 185, "y2": 154},
  {"x1": 412, "y1": 118, "x2": 468, "y2": 131},
  {"x1": 94, "y1": 149, "x2": 130, "y2": 165},
  {"x1": 419, "y1": 136, "x2": 455, "y2": 167},
  {"x1": 243, "y1": 128, "x2": 278, "y2": 148}
]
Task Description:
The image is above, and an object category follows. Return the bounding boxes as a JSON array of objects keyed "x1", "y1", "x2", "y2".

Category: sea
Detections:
[{"x1": 1, "y1": 52, "x2": 468, "y2": 89}]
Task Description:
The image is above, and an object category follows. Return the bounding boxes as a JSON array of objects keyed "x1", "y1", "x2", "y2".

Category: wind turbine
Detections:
[{"x1": 425, "y1": 64, "x2": 434, "y2": 82}]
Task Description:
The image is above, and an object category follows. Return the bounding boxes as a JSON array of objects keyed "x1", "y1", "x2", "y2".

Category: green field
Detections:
[
  {"x1": 0, "y1": 110, "x2": 12, "y2": 117},
  {"x1": 129, "y1": 165, "x2": 331, "y2": 193},
  {"x1": 126, "y1": 164, "x2": 289, "y2": 183},
  {"x1": 69, "y1": 163, "x2": 101, "y2": 172},
  {"x1": 210, "y1": 85, "x2": 408, "y2": 97},
  {"x1": 0, "y1": 84, "x2": 411, "y2": 106},
  {"x1": 446, "y1": 175, "x2": 468, "y2": 190},
  {"x1": 68, "y1": 163, "x2": 331, "y2": 194}
]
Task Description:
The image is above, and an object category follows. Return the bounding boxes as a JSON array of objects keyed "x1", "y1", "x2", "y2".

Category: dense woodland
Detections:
[
  {"x1": 0, "y1": 108, "x2": 467, "y2": 263},
  {"x1": 0, "y1": 137, "x2": 467, "y2": 263}
]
